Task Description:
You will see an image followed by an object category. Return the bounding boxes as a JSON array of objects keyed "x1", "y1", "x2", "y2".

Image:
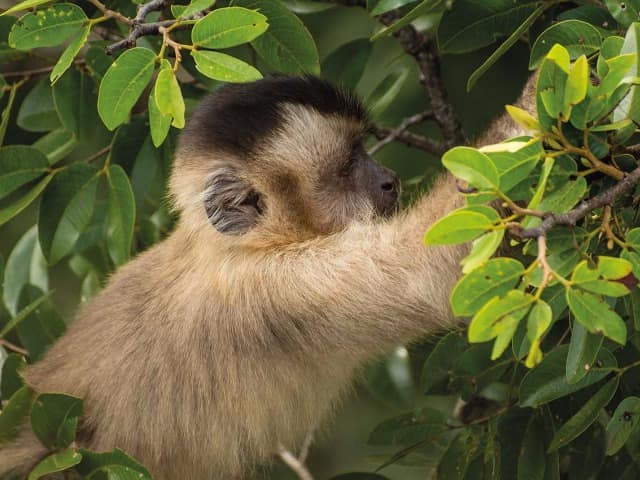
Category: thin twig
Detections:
[
  {"x1": 371, "y1": 125, "x2": 445, "y2": 156},
  {"x1": 368, "y1": 111, "x2": 434, "y2": 155},
  {"x1": 86, "y1": 0, "x2": 133, "y2": 25},
  {"x1": 278, "y1": 444, "x2": 314, "y2": 480},
  {"x1": 537, "y1": 236, "x2": 552, "y2": 289},
  {"x1": 514, "y1": 166, "x2": 640, "y2": 239},
  {"x1": 601, "y1": 205, "x2": 616, "y2": 249},
  {"x1": 1, "y1": 60, "x2": 85, "y2": 78},
  {"x1": 83, "y1": 145, "x2": 111, "y2": 163},
  {"x1": 0, "y1": 339, "x2": 28, "y2": 356},
  {"x1": 298, "y1": 431, "x2": 314, "y2": 464},
  {"x1": 105, "y1": 0, "x2": 168, "y2": 55}
]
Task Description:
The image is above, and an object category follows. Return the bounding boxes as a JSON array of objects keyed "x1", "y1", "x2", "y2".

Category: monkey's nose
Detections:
[{"x1": 380, "y1": 172, "x2": 400, "y2": 195}]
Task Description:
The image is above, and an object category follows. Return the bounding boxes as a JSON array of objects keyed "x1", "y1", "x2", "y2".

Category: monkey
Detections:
[{"x1": 0, "y1": 74, "x2": 535, "y2": 480}]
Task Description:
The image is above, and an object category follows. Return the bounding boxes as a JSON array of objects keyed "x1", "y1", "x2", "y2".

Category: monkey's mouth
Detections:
[{"x1": 377, "y1": 198, "x2": 400, "y2": 218}]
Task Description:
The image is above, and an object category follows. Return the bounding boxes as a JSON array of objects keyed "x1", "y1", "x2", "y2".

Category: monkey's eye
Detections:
[{"x1": 339, "y1": 145, "x2": 361, "y2": 177}]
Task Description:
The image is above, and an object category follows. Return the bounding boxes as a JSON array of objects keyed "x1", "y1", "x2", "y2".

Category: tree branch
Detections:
[
  {"x1": 370, "y1": 111, "x2": 445, "y2": 156},
  {"x1": 378, "y1": 10, "x2": 465, "y2": 149},
  {"x1": 322, "y1": 0, "x2": 465, "y2": 150},
  {"x1": 514, "y1": 167, "x2": 640, "y2": 239},
  {"x1": 277, "y1": 444, "x2": 314, "y2": 480}
]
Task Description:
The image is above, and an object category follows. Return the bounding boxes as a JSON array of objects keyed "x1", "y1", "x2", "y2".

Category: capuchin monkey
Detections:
[{"x1": 0, "y1": 75, "x2": 534, "y2": 480}]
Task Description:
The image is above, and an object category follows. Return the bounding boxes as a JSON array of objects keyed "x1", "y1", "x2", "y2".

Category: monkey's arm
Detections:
[{"x1": 250, "y1": 175, "x2": 466, "y2": 356}]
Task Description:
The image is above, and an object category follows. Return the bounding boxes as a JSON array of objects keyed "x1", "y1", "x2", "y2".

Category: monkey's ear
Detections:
[{"x1": 204, "y1": 167, "x2": 265, "y2": 235}]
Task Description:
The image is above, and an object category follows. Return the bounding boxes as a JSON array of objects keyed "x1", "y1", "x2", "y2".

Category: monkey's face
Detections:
[
  {"x1": 254, "y1": 103, "x2": 400, "y2": 234},
  {"x1": 172, "y1": 76, "x2": 400, "y2": 238}
]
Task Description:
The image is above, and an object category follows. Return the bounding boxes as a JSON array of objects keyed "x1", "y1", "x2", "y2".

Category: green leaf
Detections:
[
  {"x1": 0, "y1": 293, "x2": 49, "y2": 338},
  {"x1": 424, "y1": 206, "x2": 498, "y2": 246},
  {"x1": 9, "y1": 3, "x2": 87, "y2": 50},
  {"x1": 1, "y1": 0, "x2": 54, "y2": 16},
  {"x1": 0, "y1": 174, "x2": 52, "y2": 227},
  {"x1": 30, "y1": 393, "x2": 83, "y2": 449},
  {"x1": 176, "y1": 0, "x2": 217, "y2": 19},
  {"x1": 16, "y1": 286, "x2": 65, "y2": 361},
  {"x1": 451, "y1": 258, "x2": 524, "y2": 316},
  {"x1": 50, "y1": 24, "x2": 89, "y2": 84},
  {"x1": 529, "y1": 20, "x2": 602, "y2": 69},
  {"x1": 1, "y1": 353, "x2": 25, "y2": 400},
  {"x1": 369, "y1": 0, "x2": 418, "y2": 16},
  {"x1": 367, "y1": 407, "x2": 447, "y2": 445},
  {"x1": 191, "y1": 7, "x2": 268, "y2": 48},
  {"x1": 322, "y1": 39, "x2": 372, "y2": 91},
  {"x1": 605, "y1": 0, "x2": 640, "y2": 27},
  {"x1": 563, "y1": 55, "x2": 589, "y2": 116},
  {"x1": 570, "y1": 257, "x2": 632, "y2": 297},
  {"x1": 566, "y1": 322, "x2": 603, "y2": 385},
  {"x1": 53, "y1": 68, "x2": 105, "y2": 143},
  {"x1": 366, "y1": 69, "x2": 408, "y2": 119},
  {"x1": 421, "y1": 331, "x2": 468, "y2": 393},
  {"x1": 566, "y1": 288, "x2": 627, "y2": 345},
  {"x1": 0, "y1": 145, "x2": 49, "y2": 200},
  {"x1": 525, "y1": 301, "x2": 552, "y2": 368},
  {"x1": 148, "y1": 90, "x2": 171, "y2": 147},
  {"x1": 627, "y1": 227, "x2": 640, "y2": 250},
  {"x1": 437, "y1": 429, "x2": 482, "y2": 480},
  {"x1": 233, "y1": 0, "x2": 320, "y2": 74},
  {"x1": 438, "y1": 0, "x2": 539, "y2": 54},
  {"x1": 614, "y1": 22, "x2": 640, "y2": 124},
  {"x1": 442, "y1": 147, "x2": 499, "y2": 190},
  {"x1": 2, "y1": 226, "x2": 48, "y2": 315},
  {"x1": 77, "y1": 448, "x2": 151, "y2": 479},
  {"x1": 0, "y1": 385, "x2": 34, "y2": 442},
  {"x1": 468, "y1": 291, "x2": 533, "y2": 353},
  {"x1": 606, "y1": 397, "x2": 640, "y2": 455},
  {"x1": 519, "y1": 345, "x2": 616, "y2": 407},
  {"x1": 371, "y1": 0, "x2": 442, "y2": 40},
  {"x1": 191, "y1": 50, "x2": 263, "y2": 83},
  {"x1": 467, "y1": 5, "x2": 545, "y2": 91},
  {"x1": 28, "y1": 449, "x2": 82, "y2": 480},
  {"x1": 86, "y1": 465, "x2": 153, "y2": 480},
  {"x1": 460, "y1": 229, "x2": 504, "y2": 274},
  {"x1": 505, "y1": 104, "x2": 541, "y2": 131},
  {"x1": 482, "y1": 138, "x2": 544, "y2": 192},
  {"x1": 518, "y1": 415, "x2": 546, "y2": 480},
  {"x1": 548, "y1": 376, "x2": 619, "y2": 452},
  {"x1": 17, "y1": 78, "x2": 60, "y2": 132},
  {"x1": 536, "y1": 44, "x2": 570, "y2": 128},
  {"x1": 536, "y1": 177, "x2": 587, "y2": 215},
  {"x1": 154, "y1": 61, "x2": 185, "y2": 129},
  {"x1": 98, "y1": 47, "x2": 156, "y2": 131},
  {"x1": 33, "y1": 129, "x2": 77, "y2": 165},
  {"x1": 38, "y1": 164, "x2": 99, "y2": 265},
  {"x1": 106, "y1": 165, "x2": 135, "y2": 266}
]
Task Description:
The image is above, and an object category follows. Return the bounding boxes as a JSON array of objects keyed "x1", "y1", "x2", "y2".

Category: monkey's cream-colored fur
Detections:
[{"x1": 0, "y1": 77, "x2": 534, "y2": 480}]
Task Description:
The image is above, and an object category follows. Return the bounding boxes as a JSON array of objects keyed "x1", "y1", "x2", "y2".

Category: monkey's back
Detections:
[{"x1": 21, "y1": 229, "x2": 357, "y2": 479}]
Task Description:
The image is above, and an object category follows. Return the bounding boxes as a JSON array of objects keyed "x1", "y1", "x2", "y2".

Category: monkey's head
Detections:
[{"x1": 171, "y1": 75, "x2": 399, "y2": 241}]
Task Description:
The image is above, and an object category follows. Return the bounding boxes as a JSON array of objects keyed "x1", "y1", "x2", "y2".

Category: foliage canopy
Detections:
[{"x1": 3, "y1": 0, "x2": 640, "y2": 479}]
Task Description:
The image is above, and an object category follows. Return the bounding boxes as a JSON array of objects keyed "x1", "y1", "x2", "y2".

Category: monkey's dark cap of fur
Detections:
[{"x1": 183, "y1": 75, "x2": 367, "y2": 157}]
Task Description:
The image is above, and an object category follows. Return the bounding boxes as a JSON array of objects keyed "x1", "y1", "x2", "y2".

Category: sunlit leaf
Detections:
[
  {"x1": 98, "y1": 47, "x2": 156, "y2": 131},
  {"x1": 191, "y1": 7, "x2": 268, "y2": 48}
]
